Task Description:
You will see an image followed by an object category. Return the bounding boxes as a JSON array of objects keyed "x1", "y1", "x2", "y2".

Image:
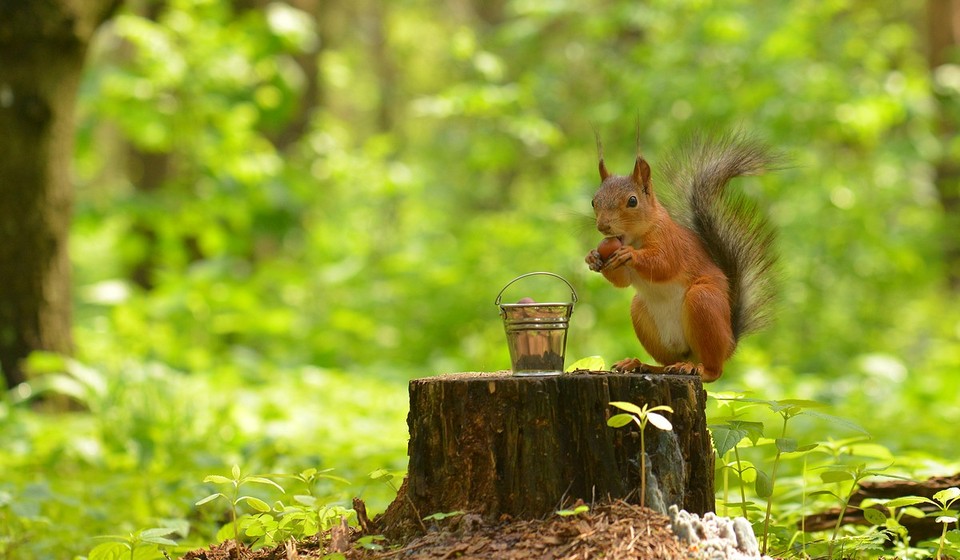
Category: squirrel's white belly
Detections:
[{"x1": 633, "y1": 279, "x2": 689, "y2": 353}]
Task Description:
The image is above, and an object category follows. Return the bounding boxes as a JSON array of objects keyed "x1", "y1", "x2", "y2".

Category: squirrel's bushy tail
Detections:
[{"x1": 661, "y1": 131, "x2": 779, "y2": 342}]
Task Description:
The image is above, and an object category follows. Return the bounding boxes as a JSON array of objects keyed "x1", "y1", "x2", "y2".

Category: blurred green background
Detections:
[{"x1": 3, "y1": 0, "x2": 960, "y2": 557}]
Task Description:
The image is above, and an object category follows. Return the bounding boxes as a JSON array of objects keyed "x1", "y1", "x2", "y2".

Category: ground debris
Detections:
[{"x1": 180, "y1": 500, "x2": 692, "y2": 560}]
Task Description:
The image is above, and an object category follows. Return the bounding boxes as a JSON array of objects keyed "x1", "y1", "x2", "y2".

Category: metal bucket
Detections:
[{"x1": 495, "y1": 272, "x2": 577, "y2": 377}]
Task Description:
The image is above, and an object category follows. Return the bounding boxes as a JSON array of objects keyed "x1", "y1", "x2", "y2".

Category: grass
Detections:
[
  {"x1": 0, "y1": 358, "x2": 408, "y2": 559},
  {"x1": 3, "y1": 354, "x2": 960, "y2": 558}
]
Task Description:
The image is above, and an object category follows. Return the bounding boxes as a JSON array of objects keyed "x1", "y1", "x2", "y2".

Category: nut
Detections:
[{"x1": 597, "y1": 237, "x2": 623, "y2": 260}]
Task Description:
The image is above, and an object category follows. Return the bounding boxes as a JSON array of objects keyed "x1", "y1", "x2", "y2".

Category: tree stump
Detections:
[{"x1": 379, "y1": 371, "x2": 714, "y2": 536}]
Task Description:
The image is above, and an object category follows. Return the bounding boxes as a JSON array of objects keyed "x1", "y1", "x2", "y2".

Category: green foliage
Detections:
[
  {"x1": 87, "y1": 528, "x2": 180, "y2": 560},
  {"x1": 877, "y1": 487, "x2": 960, "y2": 560},
  {"x1": 707, "y1": 393, "x2": 960, "y2": 559},
  {"x1": 0, "y1": 0, "x2": 957, "y2": 557},
  {"x1": 195, "y1": 464, "x2": 286, "y2": 545}
]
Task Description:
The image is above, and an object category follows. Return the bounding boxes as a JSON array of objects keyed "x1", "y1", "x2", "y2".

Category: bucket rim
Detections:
[
  {"x1": 494, "y1": 271, "x2": 578, "y2": 306},
  {"x1": 498, "y1": 301, "x2": 574, "y2": 308}
]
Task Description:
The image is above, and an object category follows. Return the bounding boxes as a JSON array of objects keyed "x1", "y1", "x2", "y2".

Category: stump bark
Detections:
[{"x1": 379, "y1": 371, "x2": 714, "y2": 535}]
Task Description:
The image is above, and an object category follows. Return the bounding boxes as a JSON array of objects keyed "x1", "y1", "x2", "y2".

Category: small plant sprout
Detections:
[
  {"x1": 195, "y1": 464, "x2": 285, "y2": 546},
  {"x1": 709, "y1": 393, "x2": 765, "y2": 519},
  {"x1": 883, "y1": 486, "x2": 960, "y2": 560},
  {"x1": 815, "y1": 462, "x2": 897, "y2": 559},
  {"x1": 283, "y1": 467, "x2": 350, "y2": 499},
  {"x1": 268, "y1": 468, "x2": 353, "y2": 541},
  {"x1": 607, "y1": 401, "x2": 673, "y2": 508},
  {"x1": 933, "y1": 488, "x2": 960, "y2": 560}
]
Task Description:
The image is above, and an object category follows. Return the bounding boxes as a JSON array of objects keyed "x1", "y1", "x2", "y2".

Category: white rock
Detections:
[{"x1": 668, "y1": 506, "x2": 773, "y2": 560}]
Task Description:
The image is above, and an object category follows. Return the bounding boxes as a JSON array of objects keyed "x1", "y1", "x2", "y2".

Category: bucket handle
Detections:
[{"x1": 495, "y1": 271, "x2": 578, "y2": 306}]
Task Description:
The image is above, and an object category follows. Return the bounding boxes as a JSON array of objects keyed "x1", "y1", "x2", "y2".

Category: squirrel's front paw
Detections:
[
  {"x1": 585, "y1": 250, "x2": 604, "y2": 272},
  {"x1": 604, "y1": 246, "x2": 634, "y2": 269}
]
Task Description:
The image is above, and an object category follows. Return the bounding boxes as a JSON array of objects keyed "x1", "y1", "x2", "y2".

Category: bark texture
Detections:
[
  {"x1": 927, "y1": 0, "x2": 960, "y2": 291},
  {"x1": 379, "y1": 371, "x2": 714, "y2": 537},
  {"x1": 0, "y1": 0, "x2": 120, "y2": 388}
]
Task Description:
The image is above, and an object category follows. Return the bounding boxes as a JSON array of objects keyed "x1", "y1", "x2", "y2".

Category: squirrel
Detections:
[{"x1": 584, "y1": 132, "x2": 778, "y2": 382}]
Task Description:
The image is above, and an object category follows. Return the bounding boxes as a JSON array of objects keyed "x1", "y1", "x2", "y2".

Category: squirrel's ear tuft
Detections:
[
  {"x1": 599, "y1": 158, "x2": 610, "y2": 180},
  {"x1": 595, "y1": 129, "x2": 610, "y2": 180},
  {"x1": 633, "y1": 156, "x2": 652, "y2": 194}
]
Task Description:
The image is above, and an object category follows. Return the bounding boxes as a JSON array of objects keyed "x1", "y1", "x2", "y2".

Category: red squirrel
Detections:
[{"x1": 585, "y1": 133, "x2": 778, "y2": 382}]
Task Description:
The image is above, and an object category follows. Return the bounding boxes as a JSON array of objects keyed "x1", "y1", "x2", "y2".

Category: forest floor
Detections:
[{"x1": 181, "y1": 500, "x2": 692, "y2": 560}]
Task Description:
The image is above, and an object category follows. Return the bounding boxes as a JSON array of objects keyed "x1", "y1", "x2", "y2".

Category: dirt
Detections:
[{"x1": 181, "y1": 500, "x2": 692, "y2": 560}]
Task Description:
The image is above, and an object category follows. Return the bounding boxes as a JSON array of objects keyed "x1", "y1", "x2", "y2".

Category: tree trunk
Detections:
[
  {"x1": 926, "y1": 0, "x2": 960, "y2": 291},
  {"x1": 379, "y1": 371, "x2": 714, "y2": 537},
  {"x1": 0, "y1": 0, "x2": 121, "y2": 389}
]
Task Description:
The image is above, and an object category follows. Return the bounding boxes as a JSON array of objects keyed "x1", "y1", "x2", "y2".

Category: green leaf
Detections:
[
  {"x1": 710, "y1": 425, "x2": 747, "y2": 457},
  {"x1": 245, "y1": 476, "x2": 286, "y2": 493},
  {"x1": 802, "y1": 410, "x2": 869, "y2": 435},
  {"x1": 317, "y1": 472, "x2": 351, "y2": 485},
  {"x1": 776, "y1": 399, "x2": 827, "y2": 409},
  {"x1": 937, "y1": 516, "x2": 958, "y2": 524},
  {"x1": 215, "y1": 523, "x2": 235, "y2": 544},
  {"x1": 738, "y1": 421, "x2": 766, "y2": 445},
  {"x1": 775, "y1": 437, "x2": 798, "y2": 453},
  {"x1": 607, "y1": 413, "x2": 634, "y2": 428},
  {"x1": 139, "y1": 527, "x2": 178, "y2": 546},
  {"x1": 884, "y1": 496, "x2": 932, "y2": 509},
  {"x1": 203, "y1": 475, "x2": 233, "y2": 485},
  {"x1": 232, "y1": 465, "x2": 242, "y2": 479},
  {"x1": 195, "y1": 493, "x2": 225, "y2": 507},
  {"x1": 934, "y1": 487, "x2": 960, "y2": 505},
  {"x1": 646, "y1": 412, "x2": 673, "y2": 431},
  {"x1": 863, "y1": 508, "x2": 887, "y2": 526},
  {"x1": 608, "y1": 401, "x2": 644, "y2": 416},
  {"x1": 132, "y1": 545, "x2": 162, "y2": 560},
  {"x1": 356, "y1": 535, "x2": 385, "y2": 551},
  {"x1": 369, "y1": 469, "x2": 392, "y2": 481},
  {"x1": 556, "y1": 504, "x2": 589, "y2": 516},
  {"x1": 423, "y1": 510, "x2": 465, "y2": 521},
  {"x1": 901, "y1": 506, "x2": 927, "y2": 519},
  {"x1": 565, "y1": 356, "x2": 606, "y2": 372},
  {"x1": 88, "y1": 542, "x2": 131, "y2": 560},
  {"x1": 239, "y1": 496, "x2": 272, "y2": 512},
  {"x1": 647, "y1": 405, "x2": 674, "y2": 414},
  {"x1": 820, "y1": 470, "x2": 854, "y2": 484},
  {"x1": 755, "y1": 469, "x2": 773, "y2": 498},
  {"x1": 294, "y1": 494, "x2": 317, "y2": 507}
]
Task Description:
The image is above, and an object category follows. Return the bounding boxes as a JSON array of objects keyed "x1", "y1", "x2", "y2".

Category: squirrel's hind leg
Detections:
[{"x1": 682, "y1": 282, "x2": 734, "y2": 383}]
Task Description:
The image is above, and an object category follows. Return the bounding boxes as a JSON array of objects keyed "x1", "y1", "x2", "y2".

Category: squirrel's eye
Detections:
[
  {"x1": 591, "y1": 199, "x2": 596, "y2": 208},
  {"x1": 627, "y1": 196, "x2": 638, "y2": 208}
]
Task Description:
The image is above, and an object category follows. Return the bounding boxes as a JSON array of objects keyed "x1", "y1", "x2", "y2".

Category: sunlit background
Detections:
[{"x1": 3, "y1": 0, "x2": 960, "y2": 557}]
